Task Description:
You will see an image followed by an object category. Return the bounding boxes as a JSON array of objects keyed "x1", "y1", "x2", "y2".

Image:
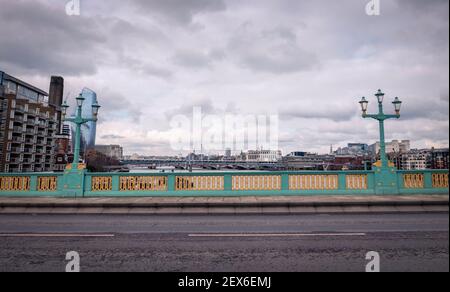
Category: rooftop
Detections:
[{"x1": 0, "y1": 71, "x2": 48, "y2": 96}]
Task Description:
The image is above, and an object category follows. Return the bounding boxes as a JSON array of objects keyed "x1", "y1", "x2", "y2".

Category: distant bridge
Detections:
[{"x1": 121, "y1": 159, "x2": 285, "y2": 170}]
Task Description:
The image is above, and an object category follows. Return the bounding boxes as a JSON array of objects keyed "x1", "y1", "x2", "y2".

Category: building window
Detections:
[
  {"x1": 5, "y1": 81, "x2": 17, "y2": 94},
  {"x1": 17, "y1": 85, "x2": 39, "y2": 101}
]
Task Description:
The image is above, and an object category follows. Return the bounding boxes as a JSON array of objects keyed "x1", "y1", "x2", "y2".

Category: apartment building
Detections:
[{"x1": 0, "y1": 72, "x2": 63, "y2": 173}]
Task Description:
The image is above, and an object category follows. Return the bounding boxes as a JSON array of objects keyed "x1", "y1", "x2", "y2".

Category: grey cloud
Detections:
[
  {"x1": 172, "y1": 50, "x2": 213, "y2": 69},
  {"x1": 141, "y1": 65, "x2": 173, "y2": 79},
  {"x1": 121, "y1": 56, "x2": 173, "y2": 79},
  {"x1": 228, "y1": 24, "x2": 319, "y2": 74},
  {"x1": 0, "y1": 1, "x2": 169, "y2": 78},
  {"x1": 97, "y1": 90, "x2": 143, "y2": 123},
  {"x1": 279, "y1": 105, "x2": 357, "y2": 122},
  {"x1": 440, "y1": 89, "x2": 449, "y2": 103},
  {"x1": 130, "y1": 0, "x2": 226, "y2": 24},
  {"x1": 164, "y1": 98, "x2": 217, "y2": 118},
  {"x1": 0, "y1": 0, "x2": 448, "y2": 155},
  {"x1": 0, "y1": 0, "x2": 106, "y2": 76},
  {"x1": 397, "y1": 0, "x2": 449, "y2": 12},
  {"x1": 101, "y1": 134, "x2": 126, "y2": 139},
  {"x1": 400, "y1": 97, "x2": 449, "y2": 121}
]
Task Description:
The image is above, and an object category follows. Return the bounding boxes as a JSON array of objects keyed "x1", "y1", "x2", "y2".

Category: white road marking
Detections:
[
  {"x1": 0, "y1": 233, "x2": 115, "y2": 238},
  {"x1": 188, "y1": 233, "x2": 366, "y2": 238}
]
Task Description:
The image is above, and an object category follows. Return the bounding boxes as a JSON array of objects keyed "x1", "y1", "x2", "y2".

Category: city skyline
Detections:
[{"x1": 0, "y1": 0, "x2": 448, "y2": 156}]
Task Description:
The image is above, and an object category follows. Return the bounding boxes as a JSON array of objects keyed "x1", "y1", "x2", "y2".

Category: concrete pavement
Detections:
[{"x1": 0, "y1": 194, "x2": 448, "y2": 215}]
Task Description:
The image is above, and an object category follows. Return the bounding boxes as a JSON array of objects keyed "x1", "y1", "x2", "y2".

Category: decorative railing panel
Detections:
[
  {"x1": 232, "y1": 175, "x2": 281, "y2": 191},
  {"x1": 289, "y1": 175, "x2": 338, "y2": 190},
  {"x1": 37, "y1": 176, "x2": 57, "y2": 192},
  {"x1": 120, "y1": 176, "x2": 167, "y2": 191},
  {"x1": 0, "y1": 176, "x2": 30, "y2": 192},
  {"x1": 91, "y1": 176, "x2": 112, "y2": 192},
  {"x1": 403, "y1": 173, "x2": 424, "y2": 189},
  {"x1": 346, "y1": 175, "x2": 368, "y2": 190},
  {"x1": 176, "y1": 176, "x2": 224, "y2": 191},
  {"x1": 432, "y1": 173, "x2": 449, "y2": 188}
]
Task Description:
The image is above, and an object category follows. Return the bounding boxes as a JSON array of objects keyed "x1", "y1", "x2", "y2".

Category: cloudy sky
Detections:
[{"x1": 0, "y1": 0, "x2": 448, "y2": 156}]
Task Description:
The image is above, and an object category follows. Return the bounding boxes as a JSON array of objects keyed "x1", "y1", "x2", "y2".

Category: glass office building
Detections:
[{"x1": 69, "y1": 88, "x2": 98, "y2": 158}]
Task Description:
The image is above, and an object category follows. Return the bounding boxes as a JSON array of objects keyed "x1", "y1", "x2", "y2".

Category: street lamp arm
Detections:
[
  {"x1": 83, "y1": 118, "x2": 98, "y2": 123},
  {"x1": 363, "y1": 114, "x2": 384, "y2": 120},
  {"x1": 384, "y1": 114, "x2": 401, "y2": 120},
  {"x1": 363, "y1": 113, "x2": 400, "y2": 121},
  {"x1": 63, "y1": 117, "x2": 77, "y2": 123}
]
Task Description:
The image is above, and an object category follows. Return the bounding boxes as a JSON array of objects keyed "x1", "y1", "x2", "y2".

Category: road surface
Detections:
[{"x1": 0, "y1": 213, "x2": 448, "y2": 272}]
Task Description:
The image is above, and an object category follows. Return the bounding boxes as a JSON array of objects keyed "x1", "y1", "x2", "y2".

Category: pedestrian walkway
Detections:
[{"x1": 0, "y1": 195, "x2": 447, "y2": 215}]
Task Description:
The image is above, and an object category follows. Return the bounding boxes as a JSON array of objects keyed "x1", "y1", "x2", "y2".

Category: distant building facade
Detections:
[
  {"x1": 94, "y1": 145, "x2": 123, "y2": 160},
  {"x1": 0, "y1": 71, "x2": 63, "y2": 173},
  {"x1": 246, "y1": 150, "x2": 282, "y2": 162},
  {"x1": 399, "y1": 149, "x2": 430, "y2": 170},
  {"x1": 369, "y1": 140, "x2": 410, "y2": 156},
  {"x1": 335, "y1": 143, "x2": 370, "y2": 156},
  {"x1": 429, "y1": 148, "x2": 449, "y2": 170},
  {"x1": 390, "y1": 148, "x2": 449, "y2": 170},
  {"x1": 283, "y1": 152, "x2": 335, "y2": 170}
]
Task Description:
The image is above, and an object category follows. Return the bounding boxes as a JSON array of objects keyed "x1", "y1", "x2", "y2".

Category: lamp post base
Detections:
[
  {"x1": 373, "y1": 166, "x2": 399, "y2": 195},
  {"x1": 61, "y1": 164, "x2": 87, "y2": 197}
]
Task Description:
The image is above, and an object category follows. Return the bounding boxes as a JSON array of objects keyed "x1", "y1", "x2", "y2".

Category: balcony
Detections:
[
  {"x1": 48, "y1": 123, "x2": 57, "y2": 130},
  {"x1": 24, "y1": 138, "x2": 35, "y2": 144},
  {"x1": 8, "y1": 158, "x2": 22, "y2": 164},
  {"x1": 11, "y1": 136, "x2": 23, "y2": 143},
  {"x1": 23, "y1": 148, "x2": 34, "y2": 154},
  {"x1": 13, "y1": 126, "x2": 23, "y2": 133},
  {"x1": 14, "y1": 106, "x2": 25, "y2": 113},
  {"x1": 26, "y1": 119, "x2": 36, "y2": 125},
  {"x1": 35, "y1": 149, "x2": 45, "y2": 155},
  {"x1": 22, "y1": 158, "x2": 34, "y2": 164},
  {"x1": 10, "y1": 147, "x2": 22, "y2": 153},
  {"x1": 27, "y1": 110, "x2": 37, "y2": 116}
]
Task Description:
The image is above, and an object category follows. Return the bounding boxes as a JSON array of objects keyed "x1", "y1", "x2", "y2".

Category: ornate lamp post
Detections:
[
  {"x1": 60, "y1": 93, "x2": 100, "y2": 197},
  {"x1": 61, "y1": 94, "x2": 101, "y2": 170},
  {"x1": 359, "y1": 89, "x2": 402, "y2": 194}
]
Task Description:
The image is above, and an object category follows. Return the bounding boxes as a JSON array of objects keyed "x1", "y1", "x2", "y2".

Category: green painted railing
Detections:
[{"x1": 0, "y1": 169, "x2": 448, "y2": 197}]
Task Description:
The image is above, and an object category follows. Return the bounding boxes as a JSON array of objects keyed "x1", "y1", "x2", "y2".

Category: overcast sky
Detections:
[{"x1": 0, "y1": 0, "x2": 448, "y2": 156}]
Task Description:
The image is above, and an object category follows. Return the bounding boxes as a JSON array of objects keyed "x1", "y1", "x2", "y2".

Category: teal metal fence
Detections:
[{"x1": 0, "y1": 169, "x2": 448, "y2": 197}]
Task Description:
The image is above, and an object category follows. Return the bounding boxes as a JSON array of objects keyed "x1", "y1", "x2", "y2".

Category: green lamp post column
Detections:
[
  {"x1": 60, "y1": 93, "x2": 101, "y2": 197},
  {"x1": 359, "y1": 90, "x2": 403, "y2": 195}
]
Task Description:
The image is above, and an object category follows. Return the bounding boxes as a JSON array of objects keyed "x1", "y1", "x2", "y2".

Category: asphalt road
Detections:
[{"x1": 0, "y1": 213, "x2": 448, "y2": 272}]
